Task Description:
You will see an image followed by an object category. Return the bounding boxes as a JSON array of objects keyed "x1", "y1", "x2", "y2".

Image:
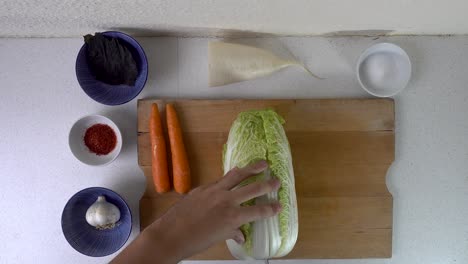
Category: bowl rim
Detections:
[
  {"x1": 75, "y1": 31, "x2": 149, "y2": 106},
  {"x1": 356, "y1": 42, "x2": 412, "y2": 97},
  {"x1": 68, "y1": 114, "x2": 123, "y2": 166},
  {"x1": 61, "y1": 186, "x2": 133, "y2": 257}
]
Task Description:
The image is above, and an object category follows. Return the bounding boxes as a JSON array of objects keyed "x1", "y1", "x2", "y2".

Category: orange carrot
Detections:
[
  {"x1": 149, "y1": 103, "x2": 170, "y2": 193},
  {"x1": 166, "y1": 103, "x2": 191, "y2": 194}
]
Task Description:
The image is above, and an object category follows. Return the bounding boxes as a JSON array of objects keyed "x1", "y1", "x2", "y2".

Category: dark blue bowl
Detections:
[
  {"x1": 61, "y1": 187, "x2": 132, "y2": 257},
  {"x1": 76, "y1": 31, "x2": 148, "y2": 105}
]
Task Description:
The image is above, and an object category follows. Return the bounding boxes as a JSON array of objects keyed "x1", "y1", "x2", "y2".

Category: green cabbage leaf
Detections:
[{"x1": 223, "y1": 109, "x2": 298, "y2": 259}]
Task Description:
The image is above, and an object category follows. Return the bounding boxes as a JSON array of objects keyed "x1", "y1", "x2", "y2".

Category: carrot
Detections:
[
  {"x1": 149, "y1": 103, "x2": 170, "y2": 193},
  {"x1": 166, "y1": 103, "x2": 191, "y2": 194}
]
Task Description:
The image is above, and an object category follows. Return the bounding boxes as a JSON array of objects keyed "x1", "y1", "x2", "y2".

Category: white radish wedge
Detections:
[{"x1": 209, "y1": 42, "x2": 321, "y2": 87}]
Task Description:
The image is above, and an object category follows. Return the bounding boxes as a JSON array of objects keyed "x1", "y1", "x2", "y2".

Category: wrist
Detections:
[{"x1": 144, "y1": 218, "x2": 185, "y2": 264}]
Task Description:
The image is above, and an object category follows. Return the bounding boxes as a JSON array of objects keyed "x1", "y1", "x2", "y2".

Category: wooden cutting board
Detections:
[{"x1": 137, "y1": 99, "x2": 394, "y2": 259}]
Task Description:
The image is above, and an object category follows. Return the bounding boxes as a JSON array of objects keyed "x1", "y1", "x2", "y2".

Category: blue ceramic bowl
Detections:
[
  {"x1": 76, "y1": 31, "x2": 148, "y2": 105},
  {"x1": 61, "y1": 187, "x2": 132, "y2": 257}
]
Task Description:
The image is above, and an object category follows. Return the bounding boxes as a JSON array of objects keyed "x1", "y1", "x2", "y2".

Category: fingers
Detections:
[
  {"x1": 229, "y1": 229, "x2": 245, "y2": 244},
  {"x1": 218, "y1": 160, "x2": 268, "y2": 190},
  {"x1": 240, "y1": 202, "x2": 282, "y2": 223},
  {"x1": 233, "y1": 178, "x2": 280, "y2": 204}
]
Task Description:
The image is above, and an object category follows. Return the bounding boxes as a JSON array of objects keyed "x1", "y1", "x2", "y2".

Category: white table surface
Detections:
[{"x1": 1, "y1": 36, "x2": 467, "y2": 264}]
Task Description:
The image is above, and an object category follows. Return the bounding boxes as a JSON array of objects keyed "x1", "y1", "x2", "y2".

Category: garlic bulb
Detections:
[{"x1": 85, "y1": 196, "x2": 120, "y2": 228}]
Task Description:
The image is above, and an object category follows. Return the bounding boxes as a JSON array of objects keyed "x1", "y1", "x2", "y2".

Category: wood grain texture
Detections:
[
  {"x1": 137, "y1": 99, "x2": 394, "y2": 133},
  {"x1": 137, "y1": 99, "x2": 394, "y2": 259}
]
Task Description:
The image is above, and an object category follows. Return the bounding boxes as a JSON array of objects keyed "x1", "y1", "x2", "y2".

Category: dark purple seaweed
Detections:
[{"x1": 84, "y1": 33, "x2": 138, "y2": 86}]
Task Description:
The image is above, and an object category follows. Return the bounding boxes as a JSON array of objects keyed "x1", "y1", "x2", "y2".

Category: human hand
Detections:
[{"x1": 148, "y1": 160, "x2": 281, "y2": 262}]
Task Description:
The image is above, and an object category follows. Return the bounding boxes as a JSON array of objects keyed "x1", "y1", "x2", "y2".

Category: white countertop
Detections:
[{"x1": 1, "y1": 36, "x2": 467, "y2": 264}]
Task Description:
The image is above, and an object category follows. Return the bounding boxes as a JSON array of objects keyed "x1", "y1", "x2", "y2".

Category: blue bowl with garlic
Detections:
[{"x1": 61, "y1": 187, "x2": 132, "y2": 257}]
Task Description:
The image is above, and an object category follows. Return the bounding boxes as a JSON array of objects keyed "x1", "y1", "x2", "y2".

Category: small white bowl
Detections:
[
  {"x1": 69, "y1": 115, "x2": 122, "y2": 166},
  {"x1": 357, "y1": 43, "x2": 411, "y2": 97}
]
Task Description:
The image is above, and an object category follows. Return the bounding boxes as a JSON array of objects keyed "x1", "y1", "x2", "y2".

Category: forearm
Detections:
[
  {"x1": 111, "y1": 219, "x2": 181, "y2": 264},
  {"x1": 112, "y1": 161, "x2": 278, "y2": 263}
]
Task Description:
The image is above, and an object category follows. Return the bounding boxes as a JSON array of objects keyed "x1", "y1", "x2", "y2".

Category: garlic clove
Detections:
[{"x1": 85, "y1": 195, "x2": 121, "y2": 228}]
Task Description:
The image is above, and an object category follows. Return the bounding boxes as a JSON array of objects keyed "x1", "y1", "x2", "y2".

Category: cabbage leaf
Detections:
[{"x1": 223, "y1": 109, "x2": 298, "y2": 259}]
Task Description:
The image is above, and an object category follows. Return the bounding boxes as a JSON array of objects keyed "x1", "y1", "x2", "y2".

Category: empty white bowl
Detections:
[
  {"x1": 357, "y1": 43, "x2": 411, "y2": 97},
  {"x1": 69, "y1": 115, "x2": 122, "y2": 166}
]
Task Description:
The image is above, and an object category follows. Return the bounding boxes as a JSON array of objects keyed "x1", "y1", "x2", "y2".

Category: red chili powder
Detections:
[{"x1": 84, "y1": 124, "x2": 117, "y2": 155}]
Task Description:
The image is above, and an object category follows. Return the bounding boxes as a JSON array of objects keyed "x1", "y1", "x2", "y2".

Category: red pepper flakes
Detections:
[{"x1": 84, "y1": 124, "x2": 117, "y2": 155}]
